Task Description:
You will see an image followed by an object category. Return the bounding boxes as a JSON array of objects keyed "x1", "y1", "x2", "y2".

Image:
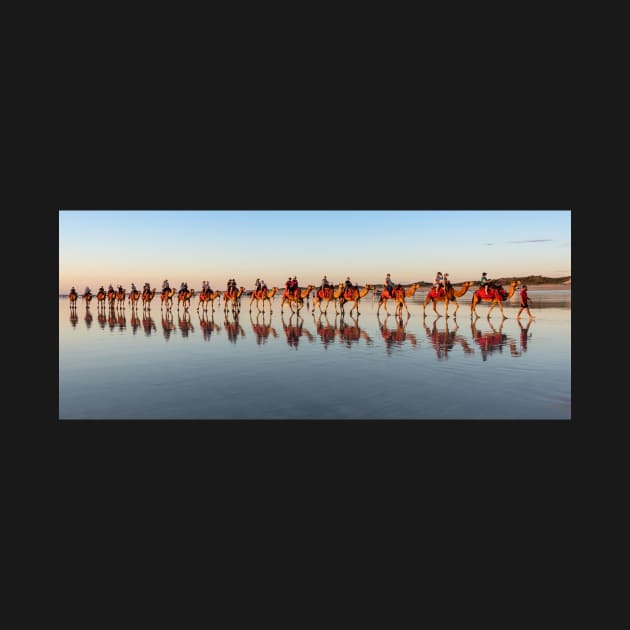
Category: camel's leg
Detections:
[
  {"x1": 487, "y1": 302, "x2": 496, "y2": 318},
  {"x1": 453, "y1": 300, "x2": 459, "y2": 318},
  {"x1": 499, "y1": 301, "x2": 507, "y2": 319}
]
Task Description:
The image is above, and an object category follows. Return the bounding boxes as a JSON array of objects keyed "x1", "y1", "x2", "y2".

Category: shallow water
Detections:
[{"x1": 58, "y1": 289, "x2": 571, "y2": 419}]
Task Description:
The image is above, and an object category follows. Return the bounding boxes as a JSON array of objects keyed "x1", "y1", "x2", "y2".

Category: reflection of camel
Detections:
[
  {"x1": 339, "y1": 285, "x2": 372, "y2": 316},
  {"x1": 177, "y1": 288, "x2": 195, "y2": 311},
  {"x1": 177, "y1": 311, "x2": 194, "y2": 337},
  {"x1": 70, "y1": 309, "x2": 78, "y2": 328},
  {"x1": 84, "y1": 308, "x2": 93, "y2": 329},
  {"x1": 197, "y1": 290, "x2": 222, "y2": 313},
  {"x1": 249, "y1": 287, "x2": 278, "y2": 314},
  {"x1": 249, "y1": 312, "x2": 278, "y2": 345},
  {"x1": 281, "y1": 312, "x2": 314, "y2": 349},
  {"x1": 108, "y1": 306, "x2": 117, "y2": 331},
  {"x1": 142, "y1": 314, "x2": 156, "y2": 337},
  {"x1": 97, "y1": 310, "x2": 107, "y2": 330},
  {"x1": 313, "y1": 313, "x2": 337, "y2": 349},
  {"x1": 160, "y1": 288, "x2": 176, "y2": 311},
  {"x1": 281, "y1": 286, "x2": 315, "y2": 314},
  {"x1": 337, "y1": 312, "x2": 373, "y2": 348},
  {"x1": 198, "y1": 311, "x2": 221, "y2": 341},
  {"x1": 422, "y1": 317, "x2": 473, "y2": 360},
  {"x1": 470, "y1": 318, "x2": 508, "y2": 361},
  {"x1": 377, "y1": 283, "x2": 420, "y2": 317},
  {"x1": 130, "y1": 310, "x2": 141, "y2": 335},
  {"x1": 378, "y1": 312, "x2": 418, "y2": 354},
  {"x1": 223, "y1": 314, "x2": 246, "y2": 344},
  {"x1": 470, "y1": 281, "x2": 518, "y2": 319},
  {"x1": 223, "y1": 287, "x2": 245, "y2": 316},
  {"x1": 311, "y1": 284, "x2": 344, "y2": 315},
  {"x1": 161, "y1": 311, "x2": 176, "y2": 341},
  {"x1": 142, "y1": 288, "x2": 156, "y2": 310},
  {"x1": 116, "y1": 310, "x2": 126, "y2": 331},
  {"x1": 423, "y1": 282, "x2": 473, "y2": 318}
]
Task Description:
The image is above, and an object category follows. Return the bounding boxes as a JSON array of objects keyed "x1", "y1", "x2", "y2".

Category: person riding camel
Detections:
[
  {"x1": 290, "y1": 276, "x2": 299, "y2": 297},
  {"x1": 260, "y1": 280, "x2": 268, "y2": 292},
  {"x1": 480, "y1": 272, "x2": 491, "y2": 296},
  {"x1": 433, "y1": 272, "x2": 443, "y2": 295},
  {"x1": 442, "y1": 273, "x2": 451, "y2": 292},
  {"x1": 143, "y1": 282, "x2": 150, "y2": 295},
  {"x1": 255, "y1": 278, "x2": 261, "y2": 293},
  {"x1": 69, "y1": 286, "x2": 78, "y2": 297},
  {"x1": 385, "y1": 273, "x2": 395, "y2": 296},
  {"x1": 162, "y1": 279, "x2": 170, "y2": 294}
]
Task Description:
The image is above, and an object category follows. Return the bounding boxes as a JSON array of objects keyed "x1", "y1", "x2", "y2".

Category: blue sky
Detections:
[{"x1": 59, "y1": 210, "x2": 571, "y2": 291}]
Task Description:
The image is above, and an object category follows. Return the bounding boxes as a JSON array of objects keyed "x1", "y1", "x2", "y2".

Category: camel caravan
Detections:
[{"x1": 65, "y1": 272, "x2": 526, "y2": 319}]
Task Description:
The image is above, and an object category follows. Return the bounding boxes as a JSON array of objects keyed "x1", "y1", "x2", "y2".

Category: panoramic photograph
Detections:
[{"x1": 58, "y1": 209, "x2": 571, "y2": 420}]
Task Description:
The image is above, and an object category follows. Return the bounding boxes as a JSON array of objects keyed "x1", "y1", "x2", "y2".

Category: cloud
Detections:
[
  {"x1": 483, "y1": 243, "x2": 494, "y2": 246},
  {"x1": 508, "y1": 239, "x2": 552, "y2": 244}
]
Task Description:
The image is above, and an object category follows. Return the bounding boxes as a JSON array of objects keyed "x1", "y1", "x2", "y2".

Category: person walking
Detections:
[{"x1": 516, "y1": 284, "x2": 535, "y2": 319}]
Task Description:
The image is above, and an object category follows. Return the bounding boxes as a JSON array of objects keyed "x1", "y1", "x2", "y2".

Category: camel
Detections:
[
  {"x1": 128, "y1": 289, "x2": 141, "y2": 307},
  {"x1": 115, "y1": 287, "x2": 126, "y2": 309},
  {"x1": 197, "y1": 289, "x2": 222, "y2": 313},
  {"x1": 378, "y1": 283, "x2": 421, "y2": 317},
  {"x1": 142, "y1": 288, "x2": 156, "y2": 310},
  {"x1": 423, "y1": 282, "x2": 474, "y2": 318},
  {"x1": 339, "y1": 285, "x2": 372, "y2": 316},
  {"x1": 223, "y1": 287, "x2": 245, "y2": 315},
  {"x1": 96, "y1": 288, "x2": 107, "y2": 307},
  {"x1": 82, "y1": 290, "x2": 93, "y2": 305},
  {"x1": 69, "y1": 290, "x2": 78, "y2": 307},
  {"x1": 311, "y1": 283, "x2": 344, "y2": 315},
  {"x1": 160, "y1": 287, "x2": 176, "y2": 311},
  {"x1": 177, "y1": 288, "x2": 195, "y2": 311},
  {"x1": 249, "y1": 287, "x2": 278, "y2": 314},
  {"x1": 470, "y1": 280, "x2": 518, "y2": 319},
  {"x1": 281, "y1": 285, "x2": 315, "y2": 314},
  {"x1": 107, "y1": 288, "x2": 116, "y2": 308}
]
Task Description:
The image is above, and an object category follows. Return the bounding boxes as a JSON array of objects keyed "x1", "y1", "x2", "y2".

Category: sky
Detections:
[{"x1": 59, "y1": 210, "x2": 571, "y2": 292}]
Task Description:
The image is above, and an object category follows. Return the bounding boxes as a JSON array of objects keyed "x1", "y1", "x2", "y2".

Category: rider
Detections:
[
  {"x1": 285, "y1": 277, "x2": 292, "y2": 295},
  {"x1": 130, "y1": 283, "x2": 137, "y2": 293},
  {"x1": 290, "y1": 276, "x2": 298, "y2": 297},
  {"x1": 69, "y1": 286, "x2": 77, "y2": 297},
  {"x1": 255, "y1": 278, "x2": 261, "y2": 293},
  {"x1": 260, "y1": 279, "x2": 268, "y2": 292},
  {"x1": 480, "y1": 272, "x2": 491, "y2": 295},
  {"x1": 442, "y1": 273, "x2": 451, "y2": 292},
  {"x1": 143, "y1": 282, "x2": 150, "y2": 295},
  {"x1": 345, "y1": 277, "x2": 354, "y2": 293},
  {"x1": 162, "y1": 279, "x2": 170, "y2": 293},
  {"x1": 108, "y1": 284, "x2": 114, "y2": 292},
  {"x1": 433, "y1": 271, "x2": 443, "y2": 294},
  {"x1": 84, "y1": 286, "x2": 91, "y2": 295},
  {"x1": 385, "y1": 273, "x2": 395, "y2": 296},
  {"x1": 321, "y1": 275, "x2": 329, "y2": 291},
  {"x1": 179, "y1": 281, "x2": 188, "y2": 295}
]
